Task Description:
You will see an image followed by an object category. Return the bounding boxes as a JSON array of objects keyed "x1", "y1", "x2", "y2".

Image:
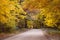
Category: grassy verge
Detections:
[{"x1": 0, "y1": 28, "x2": 29, "y2": 40}]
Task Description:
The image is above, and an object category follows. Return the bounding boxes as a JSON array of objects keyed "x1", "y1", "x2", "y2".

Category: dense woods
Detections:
[
  {"x1": 22, "y1": 0, "x2": 60, "y2": 29},
  {"x1": 0, "y1": 0, "x2": 60, "y2": 33}
]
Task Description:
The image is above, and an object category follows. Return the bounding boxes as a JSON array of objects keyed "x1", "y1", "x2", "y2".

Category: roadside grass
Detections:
[
  {"x1": 0, "y1": 28, "x2": 29, "y2": 39},
  {"x1": 46, "y1": 28, "x2": 60, "y2": 34}
]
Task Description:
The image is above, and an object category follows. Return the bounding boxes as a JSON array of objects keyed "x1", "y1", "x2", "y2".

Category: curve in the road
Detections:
[{"x1": 4, "y1": 29, "x2": 50, "y2": 40}]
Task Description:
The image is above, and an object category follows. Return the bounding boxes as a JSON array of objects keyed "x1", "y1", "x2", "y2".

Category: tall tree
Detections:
[
  {"x1": 22, "y1": 0, "x2": 60, "y2": 29},
  {"x1": 0, "y1": 0, "x2": 26, "y2": 32}
]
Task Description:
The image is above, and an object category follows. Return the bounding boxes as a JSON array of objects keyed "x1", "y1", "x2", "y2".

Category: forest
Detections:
[{"x1": 0, "y1": 0, "x2": 60, "y2": 33}]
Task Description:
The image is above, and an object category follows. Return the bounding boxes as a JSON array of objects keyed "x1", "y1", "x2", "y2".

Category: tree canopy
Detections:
[{"x1": 22, "y1": 0, "x2": 60, "y2": 29}]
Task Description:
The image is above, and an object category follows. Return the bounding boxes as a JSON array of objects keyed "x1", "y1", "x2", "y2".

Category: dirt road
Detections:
[{"x1": 4, "y1": 29, "x2": 59, "y2": 40}]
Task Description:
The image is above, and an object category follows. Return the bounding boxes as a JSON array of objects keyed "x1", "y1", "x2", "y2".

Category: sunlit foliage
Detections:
[
  {"x1": 0, "y1": 0, "x2": 26, "y2": 32},
  {"x1": 27, "y1": 20, "x2": 33, "y2": 28},
  {"x1": 22, "y1": 0, "x2": 60, "y2": 29}
]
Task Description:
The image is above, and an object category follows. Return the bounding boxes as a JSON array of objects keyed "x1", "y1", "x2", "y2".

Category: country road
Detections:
[{"x1": 3, "y1": 29, "x2": 56, "y2": 40}]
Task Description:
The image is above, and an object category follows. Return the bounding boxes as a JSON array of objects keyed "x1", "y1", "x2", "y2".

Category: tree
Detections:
[
  {"x1": 0, "y1": 0, "x2": 26, "y2": 32},
  {"x1": 22, "y1": 0, "x2": 60, "y2": 29}
]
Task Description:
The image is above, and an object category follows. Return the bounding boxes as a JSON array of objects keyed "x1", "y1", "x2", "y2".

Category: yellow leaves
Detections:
[
  {"x1": 37, "y1": 7, "x2": 60, "y2": 27},
  {"x1": 58, "y1": 25, "x2": 60, "y2": 29},
  {"x1": 9, "y1": 4, "x2": 15, "y2": 10},
  {"x1": 22, "y1": 0, "x2": 52, "y2": 11},
  {"x1": 18, "y1": 15, "x2": 26, "y2": 19},
  {"x1": 0, "y1": 15, "x2": 7, "y2": 23},
  {"x1": 27, "y1": 20, "x2": 33, "y2": 28},
  {"x1": 22, "y1": 0, "x2": 60, "y2": 29},
  {"x1": 52, "y1": 0, "x2": 60, "y2": 4},
  {"x1": 43, "y1": 11, "x2": 60, "y2": 27},
  {"x1": 0, "y1": 0, "x2": 9, "y2": 5},
  {"x1": 0, "y1": 0, "x2": 27, "y2": 28},
  {"x1": 44, "y1": 18, "x2": 54, "y2": 27},
  {"x1": 22, "y1": 0, "x2": 60, "y2": 13},
  {"x1": 16, "y1": 5, "x2": 26, "y2": 14}
]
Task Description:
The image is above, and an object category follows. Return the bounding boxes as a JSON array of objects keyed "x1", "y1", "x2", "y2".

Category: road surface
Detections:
[{"x1": 4, "y1": 29, "x2": 51, "y2": 40}]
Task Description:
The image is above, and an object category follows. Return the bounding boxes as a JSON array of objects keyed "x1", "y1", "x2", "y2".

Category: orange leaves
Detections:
[
  {"x1": 0, "y1": 0, "x2": 9, "y2": 5},
  {"x1": 22, "y1": 0, "x2": 53, "y2": 11}
]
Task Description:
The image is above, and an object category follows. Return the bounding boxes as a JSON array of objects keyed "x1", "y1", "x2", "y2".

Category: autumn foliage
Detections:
[
  {"x1": 0, "y1": 0, "x2": 26, "y2": 32},
  {"x1": 0, "y1": 0, "x2": 60, "y2": 32},
  {"x1": 22, "y1": 0, "x2": 60, "y2": 29}
]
